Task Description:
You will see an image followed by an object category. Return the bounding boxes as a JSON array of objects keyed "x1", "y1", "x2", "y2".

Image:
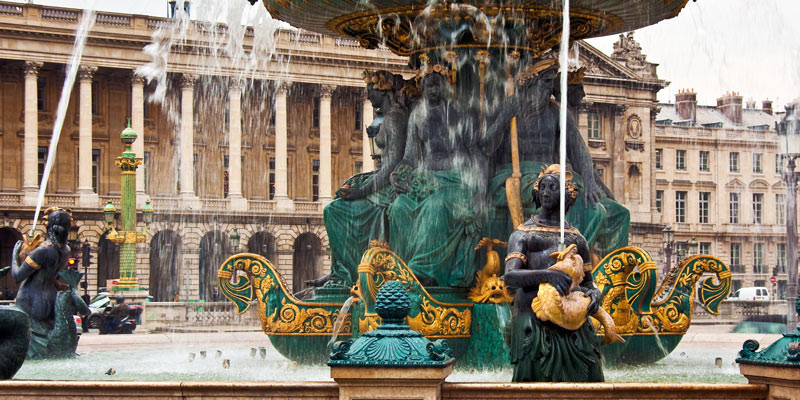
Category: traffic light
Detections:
[
  {"x1": 67, "y1": 257, "x2": 77, "y2": 269},
  {"x1": 82, "y1": 242, "x2": 92, "y2": 267}
]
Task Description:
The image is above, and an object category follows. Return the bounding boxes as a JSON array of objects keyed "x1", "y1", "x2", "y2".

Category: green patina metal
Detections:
[
  {"x1": 328, "y1": 280, "x2": 454, "y2": 367},
  {"x1": 737, "y1": 297, "x2": 800, "y2": 367}
]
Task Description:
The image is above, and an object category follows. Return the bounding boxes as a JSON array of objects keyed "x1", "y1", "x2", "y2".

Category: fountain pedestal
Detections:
[
  {"x1": 331, "y1": 366, "x2": 452, "y2": 400},
  {"x1": 739, "y1": 364, "x2": 800, "y2": 400}
]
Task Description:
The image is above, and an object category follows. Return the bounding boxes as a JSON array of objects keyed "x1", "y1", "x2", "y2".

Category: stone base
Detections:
[
  {"x1": 275, "y1": 197, "x2": 294, "y2": 212},
  {"x1": 739, "y1": 363, "x2": 800, "y2": 400},
  {"x1": 229, "y1": 195, "x2": 248, "y2": 211},
  {"x1": 331, "y1": 366, "x2": 452, "y2": 400},
  {"x1": 77, "y1": 191, "x2": 99, "y2": 208},
  {"x1": 21, "y1": 189, "x2": 38, "y2": 207},
  {"x1": 180, "y1": 194, "x2": 201, "y2": 210}
]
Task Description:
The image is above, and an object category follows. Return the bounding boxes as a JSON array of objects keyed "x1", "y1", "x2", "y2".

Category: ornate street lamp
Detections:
[
  {"x1": 777, "y1": 101, "x2": 800, "y2": 329},
  {"x1": 662, "y1": 225, "x2": 674, "y2": 277},
  {"x1": 230, "y1": 228, "x2": 240, "y2": 252},
  {"x1": 688, "y1": 237, "x2": 699, "y2": 255},
  {"x1": 101, "y1": 121, "x2": 152, "y2": 293}
]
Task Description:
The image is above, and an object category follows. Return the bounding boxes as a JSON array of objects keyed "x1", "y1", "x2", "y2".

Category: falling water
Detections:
[
  {"x1": 642, "y1": 315, "x2": 670, "y2": 358},
  {"x1": 558, "y1": 0, "x2": 570, "y2": 246},
  {"x1": 327, "y1": 296, "x2": 355, "y2": 348},
  {"x1": 30, "y1": 10, "x2": 96, "y2": 233}
]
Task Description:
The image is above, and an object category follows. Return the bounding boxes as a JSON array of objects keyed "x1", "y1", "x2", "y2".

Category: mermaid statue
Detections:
[{"x1": 504, "y1": 165, "x2": 605, "y2": 382}]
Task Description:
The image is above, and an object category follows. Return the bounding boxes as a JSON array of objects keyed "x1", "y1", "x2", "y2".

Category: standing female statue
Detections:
[
  {"x1": 319, "y1": 70, "x2": 408, "y2": 286},
  {"x1": 504, "y1": 166, "x2": 604, "y2": 382}
]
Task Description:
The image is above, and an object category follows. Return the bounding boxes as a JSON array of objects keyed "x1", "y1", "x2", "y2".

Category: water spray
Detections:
[
  {"x1": 30, "y1": 11, "x2": 96, "y2": 235},
  {"x1": 558, "y1": 0, "x2": 570, "y2": 249}
]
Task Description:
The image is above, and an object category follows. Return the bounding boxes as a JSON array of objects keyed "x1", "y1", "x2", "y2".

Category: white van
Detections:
[{"x1": 729, "y1": 287, "x2": 771, "y2": 301}]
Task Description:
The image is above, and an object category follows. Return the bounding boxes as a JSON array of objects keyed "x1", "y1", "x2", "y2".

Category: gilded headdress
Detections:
[
  {"x1": 363, "y1": 70, "x2": 394, "y2": 91},
  {"x1": 516, "y1": 58, "x2": 559, "y2": 85},
  {"x1": 533, "y1": 164, "x2": 578, "y2": 200}
]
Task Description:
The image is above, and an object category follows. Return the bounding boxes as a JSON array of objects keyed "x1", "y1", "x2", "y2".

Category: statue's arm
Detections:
[
  {"x1": 565, "y1": 113, "x2": 601, "y2": 205},
  {"x1": 503, "y1": 231, "x2": 548, "y2": 289},
  {"x1": 389, "y1": 119, "x2": 422, "y2": 193},
  {"x1": 480, "y1": 100, "x2": 516, "y2": 157},
  {"x1": 356, "y1": 114, "x2": 408, "y2": 199},
  {"x1": 12, "y1": 240, "x2": 37, "y2": 284}
]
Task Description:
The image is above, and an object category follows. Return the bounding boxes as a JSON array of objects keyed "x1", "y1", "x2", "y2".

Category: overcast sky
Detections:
[{"x1": 12, "y1": 0, "x2": 800, "y2": 108}]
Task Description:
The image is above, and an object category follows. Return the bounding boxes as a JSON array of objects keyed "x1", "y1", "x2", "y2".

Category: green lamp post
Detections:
[{"x1": 103, "y1": 121, "x2": 152, "y2": 292}]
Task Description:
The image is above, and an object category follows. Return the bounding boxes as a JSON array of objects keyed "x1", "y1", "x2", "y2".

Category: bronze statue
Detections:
[
  {"x1": 503, "y1": 165, "x2": 605, "y2": 382},
  {"x1": 319, "y1": 70, "x2": 409, "y2": 286},
  {"x1": 11, "y1": 208, "x2": 75, "y2": 358}
]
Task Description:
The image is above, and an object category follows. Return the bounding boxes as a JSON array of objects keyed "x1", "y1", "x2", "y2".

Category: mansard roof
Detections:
[{"x1": 656, "y1": 104, "x2": 780, "y2": 130}]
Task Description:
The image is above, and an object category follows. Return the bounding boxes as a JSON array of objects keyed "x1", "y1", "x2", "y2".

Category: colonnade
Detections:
[{"x1": 19, "y1": 62, "x2": 375, "y2": 211}]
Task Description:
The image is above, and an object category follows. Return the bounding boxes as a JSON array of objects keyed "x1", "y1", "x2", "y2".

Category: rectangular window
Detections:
[
  {"x1": 37, "y1": 77, "x2": 46, "y2": 112},
  {"x1": 312, "y1": 159, "x2": 320, "y2": 201},
  {"x1": 700, "y1": 242, "x2": 711, "y2": 254},
  {"x1": 91, "y1": 149, "x2": 100, "y2": 193},
  {"x1": 676, "y1": 242, "x2": 688, "y2": 260},
  {"x1": 777, "y1": 155, "x2": 784, "y2": 174},
  {"x1": 676, "y1": 150, "x2": 686, "y2": 171},
  {"x1": 729, "y1": 152, "x2": 739, "y2": 172},
  {"x1": 675, "y1": 191, "x2": 686, "y2": 223},
  {"x1": 699, "y1": 192, "x2": 710, "y2": 224},
  {"x1": 143, "y1": 151, "x2": 151, "y2": 194},
  {"x1": 732, "y1": 280, "x2": 743, "y2": 294},
  {"x1": 37, "y1": 146, "x2": 47, "y2": 185},
  {"x1": 269, "y1": 100, "x2": 276, "y2": 127},
  {"x1": 223, "y1": 155, "x2": 230, "y2": 198},
  {"x1": 193, "y1": 153, "x2": 199, "y2": 195},
  {"x1": 699, "y1": 151, "x2": 709, "y2": 172},
  {"x1": 753, "y1": 193, "x2": 763, "y2": 224},
  {"x1": 268, "y1": 157, "x2": 275, "y2": 200},
  {"x1": 753, "y1": 153, "x2": 762, "y2": 173},
  {"x1": 587, "y1": 112, "x2": 600, "y2": 139},
  {"x1": 355, "y1": 106, "x2": 362, "y2": 131},
  {"x1": 729, "y1": 193, "x2": 739, "y2": 224},
  {"x1": 224, "y1": 96, "x2": 230, "y2": 127},
  {"x1": 730, "y1": 243, "x2": 742, "y2": 273},
  {"x1": 778, "y1": 243, "x2": 787, "y2": 274},
  {"x1": 655, "y1": 190, "x2": 663, "y2": 213},
  {"x1": 312, "y1": 97, "x2": 320, "y2": 129},
  {"x1": 753, "y1": 243, "x2": 764, "y2": 274},
  {"x1": 91, "y1": 81, "x2": 99, "y2": 115},
  {"x1": 777, "y1": 194, "x2": 786, "y2": 225},
  {"x1": 354, "y1": 161, "x2": 363, "y2": 175},
  {"x1": 655, "y1": 149, "x2": 663, "y2": 170}
]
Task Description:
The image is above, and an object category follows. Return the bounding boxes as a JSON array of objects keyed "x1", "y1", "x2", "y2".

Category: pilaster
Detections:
[
  {"x1": 274, "y1": 82, "x2": 293, "y2": 211},
  {"x1": 318, "y1": 84, "x2": 336, "y2": 205},
  {"x1": 77, "y1": 64, "x2": 99, "y2": 207},
  {"x1": 179, "y1": 74, "x2": 201, "y2": 209},
  {"x1": 361, "y1": 92, "x2": 375, "y2": 172},
  {"x1": 131, "y1": 73, "x2": 147, "y2": 207},
  {"x1": 22, "y1": 61, "x2": 43, "y2": 206},
  {"x1": 228, "y1": 80, "x2": 247, "y2": 211}
]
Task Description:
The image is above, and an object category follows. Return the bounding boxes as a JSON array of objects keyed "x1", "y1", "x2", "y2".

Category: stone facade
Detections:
[{"x1": 0, "y1": 3, "x2": 787, "y2": 302}]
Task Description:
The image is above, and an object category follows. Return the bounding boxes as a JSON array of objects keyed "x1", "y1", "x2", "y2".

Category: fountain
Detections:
[{"x1": 218, "y1": 0, "x2": 732, "y2": 370}]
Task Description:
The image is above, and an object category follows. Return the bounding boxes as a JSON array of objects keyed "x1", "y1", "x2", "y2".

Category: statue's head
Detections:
[
  {"x1": 532, "y1": 164, "x2": 578, "y2": 212},
  {"x1": 44, "y1": 207, "x2": 72, "y2": 246},
  {"x1": 363, "y1": 70, "x2": 397, "y2": 107},
  {"x1": 517, "y1": 58, "x2": 558, "y2": 106},
  {"x1": 420, "y1": 72, "x2": 448, "y2": 104}
]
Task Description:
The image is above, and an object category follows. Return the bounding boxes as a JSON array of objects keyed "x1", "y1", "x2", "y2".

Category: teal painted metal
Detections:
[
  {"x1": 737, "y1": 297, "x2": 800, "y2": 367},
  {"x1": 329, "y1": 281, "x2": 454, "y2": 367}
]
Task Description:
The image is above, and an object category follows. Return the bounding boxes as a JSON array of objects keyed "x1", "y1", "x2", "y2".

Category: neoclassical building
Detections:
[{"x1": 0, "y1": 2, "x2": 787, "y2": 302}]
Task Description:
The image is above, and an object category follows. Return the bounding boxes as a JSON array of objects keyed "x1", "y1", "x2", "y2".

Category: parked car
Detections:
[
  {"x1": 729, "y1": 287, "x2": 771, "y2": 301},
  {"x1": 73, "y1": 315, "x2": 82, "y2": 337}
]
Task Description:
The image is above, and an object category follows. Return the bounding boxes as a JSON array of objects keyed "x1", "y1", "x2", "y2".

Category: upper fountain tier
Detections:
[{"x1": 263, "y1": 0, "x2": 689, "y2": 58}]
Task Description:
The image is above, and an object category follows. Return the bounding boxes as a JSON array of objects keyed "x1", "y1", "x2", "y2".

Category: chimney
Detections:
[
  {"x1": 716, "y1": 91, "x2": 743, "y2": 124},
  {"x1": 762, "y1": 99, "x2": 773, "y2": 115},
  {"x1": 675, "y1": 88, "x2": 697, "y2": 123}
]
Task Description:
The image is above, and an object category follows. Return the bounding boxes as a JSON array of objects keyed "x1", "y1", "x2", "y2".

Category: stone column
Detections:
[
  {"x1": 318, "y1": 84, "x2": 336, "y2": 204},
  {"x1": 274, "y1": 82, "x2": 293, "y2": 211},
  {"x1": 77, "y1": 65, "x2": 98, "y2": 207},
  {"x1": 22, "y1": 61, "x2": 43, "y2": 205},
  {"x1": 179, "y1": 74, "x2": 200, "y2": 209},
  {"x1": 131, "y1": 73, "x2": 146, "y2": 206},
  {"x1": 228, "y1": 81, "x2": 247, "y2": 211},
  {"x1": 612, "y1": 104, "x2": 628, "y2": 200},
  {"x1": 361, "y1": 95, "x2": 374, "y2": 172}
]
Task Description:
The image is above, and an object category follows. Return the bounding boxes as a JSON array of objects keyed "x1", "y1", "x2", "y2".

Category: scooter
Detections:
[{"x1": 98, "y1": 305, "x2": 142, "y2": 334}]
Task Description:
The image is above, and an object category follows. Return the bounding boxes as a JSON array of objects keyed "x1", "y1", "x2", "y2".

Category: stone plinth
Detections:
[
  {"x1": 331, "y1": 365, "x2": 452, "y2": 400},
  {"x1": 739, "y1": 364, "x2": 800, "y2": 400}
]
